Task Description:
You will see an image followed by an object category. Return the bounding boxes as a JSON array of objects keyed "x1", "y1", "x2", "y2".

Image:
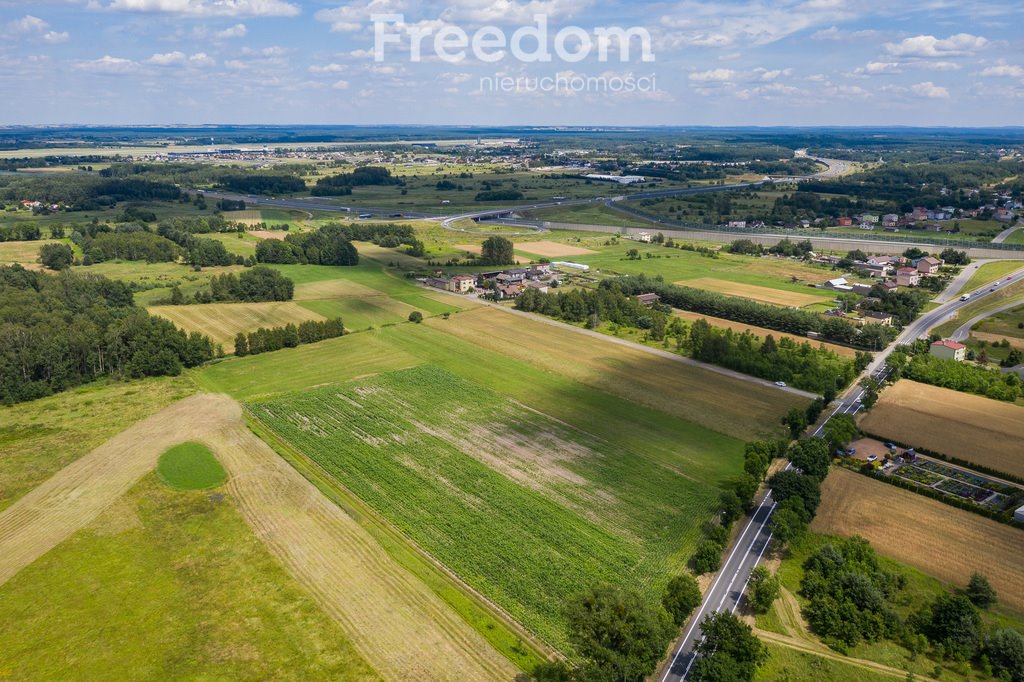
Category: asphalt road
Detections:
[{"x1": 656, "y1": 264, "x2": 1024, "y2": 682}]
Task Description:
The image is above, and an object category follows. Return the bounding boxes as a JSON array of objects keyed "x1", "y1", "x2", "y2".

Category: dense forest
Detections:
[
  {"x1": 255, "y1": 225, "x2": 359, "y2": 266},
  {"x1": 0, "y1": 265, "x2": 217, "y2": 404}
]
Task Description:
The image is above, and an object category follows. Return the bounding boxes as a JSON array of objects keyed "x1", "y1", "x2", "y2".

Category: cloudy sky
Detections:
[{"x1": 1, "y1": 0, "x2": 1022, "y2": 126}]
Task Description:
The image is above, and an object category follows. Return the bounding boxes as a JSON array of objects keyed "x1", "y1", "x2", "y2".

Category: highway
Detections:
[{"x1": 657, "y1": 264, "x2": 1024, "y2": 682}]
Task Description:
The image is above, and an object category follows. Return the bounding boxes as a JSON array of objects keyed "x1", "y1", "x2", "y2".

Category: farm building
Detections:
[
  {"x1": 1015, "y1": 505, "x2": 1024, "y2": 523},
  {"x1": 930, "y1": 340, "x2": 967, "y2": 362},
  {"x1": 635, "y1": 293, "x2": 661, "y2": 307}
]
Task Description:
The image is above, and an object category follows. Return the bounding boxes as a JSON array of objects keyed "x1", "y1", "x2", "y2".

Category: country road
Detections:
[
  {"x1": 951, "y1": 299, "x2": 1024, "y2": 342},
  {"x1": 656, "y1": 263, "x2": 1024, "y2": 681}
]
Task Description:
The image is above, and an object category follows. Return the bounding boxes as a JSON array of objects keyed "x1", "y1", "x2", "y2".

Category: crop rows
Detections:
[{"x1": 250, "y1": 365, "x2": 719, "y2": 652}]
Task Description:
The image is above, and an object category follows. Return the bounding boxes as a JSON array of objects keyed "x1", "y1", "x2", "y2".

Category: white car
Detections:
[
  {"x1": 867, "y1": 455, "x2": 878, "y2": 462},
  {"x1": 774, "y1": 381, "x2": 787, "y2": 387}
]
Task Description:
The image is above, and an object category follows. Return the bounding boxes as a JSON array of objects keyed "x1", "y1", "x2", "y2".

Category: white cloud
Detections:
[
  {"x1": 910, "y1": 81, "x2": 950, "y2": 98},
  {"x1": 659, "y1": 0, "x2": 854, "y2": 49},
  {"x1": 99, "y1": 0, "x2": 299, "y2": 18},
  {"x1": 43, "y1": 30, "x2": 70, "y2": 43},
  {"x1": 5, "y1": 14, "x2": 69, "y2": 42},
  {"x1": 332, "y1": 79, "x2": 350, "y2": 89},
  {"x1": 146, "y1": 50, "x2": 187, "y2": 65},
  {"x1": 215, "y1": 23, "x2": 247, "y2": 38},
  {"x1": 755, "y1": 67, "x2": 793, "y2": 81},
  {"x1": 189, "y1": 52, "x2": 215, "y2": 66},
  {"x1": 980, "y1": 64, "x2": 1024, "y2": 77},
  {"x1": 74, "y1": 55, "x2": 139, "y2": 73},
  {"x1": 689, "y1": 68, "x2": 735, "y2": 82},
  {"x1": 885, "y1": 33, "x2": 988, "y2": 58},
  {"x1": 309, "y1": 63, "x2": 347, "y2": 74},
  {"x1": 810, "y1": 25, "x2": 879, "y2": 41},
  {"x1": 315, "y1": 0, "x2": 407, "y2": 32},
  {"x1": 850, "y1": 61, "x2": 901, "y2": 76},
  {"x1": 6, "y1": 15, "x2": 49, "y2": 33}
]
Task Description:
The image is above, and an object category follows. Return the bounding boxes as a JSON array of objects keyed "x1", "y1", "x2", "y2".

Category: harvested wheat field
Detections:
[
  {"x1": 454, "y1": 244, "x2": 528, "y2": 264},
  {"x1": 813, "y1": 468, "x2": 1024, "y2": 614},
  {"x1": 860, "y1": 380, "x2": 1024, "y2": 478},
  {"x1": 431, "y1": 306, "x2": 804, "y2": 440},
  {"x1": 673, "y1": 310, "x2": 857, "y2": 358},
  {"x1": 0, "y1": 393, "x2": 518, "y2": 681},
  {"x1": 223, "y1": 209, "x2": 262, "y2": 225},
  {"x1": 249, "y1": 229, "x2": 288, "y2": 240},
  {"x1": 149, "y1": 302, "x2": 325, "y2": 352},
  {"x1": 515, "y1": 240, "x2": 597, "y2": 258},
  {"x1": 676, "y1": 277, "x2": 827, "y2": 308}
]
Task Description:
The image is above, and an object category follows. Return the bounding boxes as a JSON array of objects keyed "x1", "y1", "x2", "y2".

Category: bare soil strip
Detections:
[
  {"x1": 0, "y1": 394, "x2": 517, "y2": 681},
  {"x1": 0, "y1": 394, "x2": 230, "y2": 586}
]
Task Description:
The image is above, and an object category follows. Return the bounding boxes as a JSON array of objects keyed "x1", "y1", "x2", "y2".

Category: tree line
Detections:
[
  {"x1": 234, "y1": 318, "x2": 345, "y2": 357},
  {"x1": 610, "y1": 275, "x2": 897, "y2": 350},
  {"x1": 515, "y1": 284, "x2": 864, "y2": 393},
  {"x1": 0, "y1": 265, "x2": 217, "y2": 404}
]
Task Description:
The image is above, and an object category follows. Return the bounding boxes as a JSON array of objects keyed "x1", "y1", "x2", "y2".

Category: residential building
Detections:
[
  {"x1": 895, "y1": 268, "x2": 921, "y2": 287},
  {"x1": 882, "y1": 213, "x2": 900, "y2": 227},
  {"x1": 863, "y1": 311, "x2": 895, "y2": 326},
  {"x1": 916, "y1": 256, "x2": 942, "y2": 275},
  {"x1": 930, "y1": 339, "x2": 967, "y2": 361},
  {"x1": 837, "y1": 216, "x2": 853, "y2": 226},
  {"x1": 449, "y1": 275, "x2": 475, "y2": 293}
]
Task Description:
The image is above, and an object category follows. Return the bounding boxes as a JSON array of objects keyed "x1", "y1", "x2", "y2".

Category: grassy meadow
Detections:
[{"x1": 0, "y1": 475, "x2": 380, "y2": 680}]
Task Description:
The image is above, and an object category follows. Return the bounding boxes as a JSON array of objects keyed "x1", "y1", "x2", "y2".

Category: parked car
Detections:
[
  {"x1": 884, "y1": 442, "x2": 896, "y2": 450},
  {"x1": 774, "y1": 381, "x2": 787, "y2": 387},
  {"x1": 867, "y1": 455, "x2": 878, "y2": 462},
  {"x1": 846, "y1": 448, "x2": 856, "y2": 455}
]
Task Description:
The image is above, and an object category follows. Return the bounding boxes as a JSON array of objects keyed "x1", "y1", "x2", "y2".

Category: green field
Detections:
[
  {"x1": 973, "y1": 303, "x2": 1024, "y2": 340},
  {"x1": 521, "y1": 202, "x2": 658, "y2": 227},
  {"x1": 0, "y1": 376, "x2": 195, "y2": 512},
  {"x1": 962, "y1": 260, "x2": 1024, "y2": 294},
  {"x1": 567, "y1": 241, "x2": 847, "y2": 305},
  {"x1": 250, "y1": 365, "x2": 731, "y2": 652},
  {"x1": 932, "y1": 279, "x2": 1024, "y2": 337},
  {"x1": 0, "y1": 475, "x2": 379, "y2": 680},
  {"x1": 755, "y1": 643, "x2": 897, "y2": 682},
  {"x1": 156, "y1": 442, "x2": 227, "y2": 490}
]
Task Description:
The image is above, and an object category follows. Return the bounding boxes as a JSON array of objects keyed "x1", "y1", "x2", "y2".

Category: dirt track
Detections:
[{"x1": 0, "y1": 393, "x2": 516, "y2": 681}]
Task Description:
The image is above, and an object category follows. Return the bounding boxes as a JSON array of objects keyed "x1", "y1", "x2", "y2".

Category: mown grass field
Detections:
[
  {"x1": 0, "y1": 376, "x2": 195, "y2": 512},
  {"x1": 679, "y1": 277, "x2": 829, "y2": 307},
  {"x1": 156, "y1": 442, "x2": 226, "y2": 490},
  {"x1": 521, "y1": 203, "x2": 659, "y2": 228},
  {"x1": 566, "y1": 241, "x2": 849, "y2": 303},
  {"x1": 150, "y1": 302, "x2": 326, "y2": 351},
  {"x1": 0, "y1": 475, "x2": 380, "y2": 680},
  {"x1": 249, "y1": 365, "x2": 730, "y2": 653},
  {"x1": 859, "y1": 380, "x2": 1024, "y2": 478},
  {"x1": 755, "y1": 642, "x2": 899, "y2": 682},
  {"x1": 812, "y1": 469, "x2": 1024, "y2": 615},
  {"x1": 0, "y1": 239, "x2": 59, "y2": 269}
]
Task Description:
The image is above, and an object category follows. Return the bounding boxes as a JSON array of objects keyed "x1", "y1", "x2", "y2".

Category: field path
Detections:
[
  {"x1": 754, "y1": 629, "x2": 938, "y2": 681},
  {"x1": 0, "y1": 394, "x2": 229, "y2": 586},
  {"x1": 0, "y1": 393, "x2": 517, "y2": 681},
  {"x1": 208, "y1": 402, "x2": 519, "y2": 682}
]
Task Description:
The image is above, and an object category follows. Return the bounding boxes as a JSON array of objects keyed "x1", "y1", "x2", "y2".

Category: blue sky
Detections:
[{"x1": 1, "y1": 0, "x2": 1022, "y2": 126}]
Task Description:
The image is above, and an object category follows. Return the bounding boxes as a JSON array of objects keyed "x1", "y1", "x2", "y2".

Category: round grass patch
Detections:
[{"x1": 156, "y1": 441, "x2": 227, "y2": 490}]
